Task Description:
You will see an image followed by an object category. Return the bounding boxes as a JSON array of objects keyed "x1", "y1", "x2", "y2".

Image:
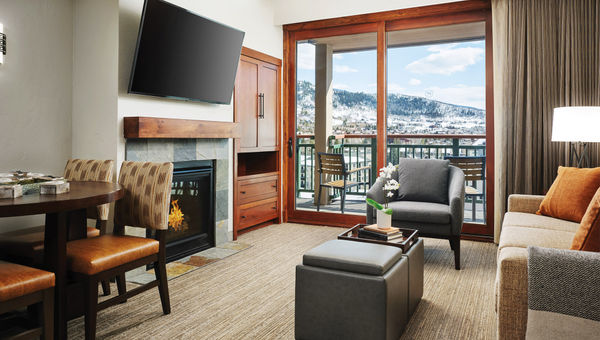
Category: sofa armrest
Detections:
[
  {"x1": 366, "y1": 179, "x2": 386, "y2": 224},
  {"x1": 507, "y1": 194, "x2": 545, "y2": 214},
  {"x1": 448, "y1": 166, "x2": 465, "y2": 236}
]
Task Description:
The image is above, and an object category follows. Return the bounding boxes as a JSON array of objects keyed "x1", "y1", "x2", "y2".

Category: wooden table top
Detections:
[{"x1": 0, "y1": 181, "x2": 124, "y2": 217}]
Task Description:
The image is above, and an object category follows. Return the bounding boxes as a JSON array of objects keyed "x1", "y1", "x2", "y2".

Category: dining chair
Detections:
[
  {"x1": 316, "y1": 152, "x2": 370, "y2": 213},
  {"x1": 444, "y1": 156, "x2": 486, "y2": 222},
  {"x1": 0, "y1": 159, "x2": 114, "y2": 296},
  {"x1": 0, "y1": 260, "x2": 55, "y2": 340},
  {"x1": 66, "y1": 161, "x2": 173, "y2": 340}
]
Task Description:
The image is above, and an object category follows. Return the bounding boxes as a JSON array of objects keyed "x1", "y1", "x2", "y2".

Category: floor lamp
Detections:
[{"x1": 552, "y1": 106, "x2": 600, "y2": 168}]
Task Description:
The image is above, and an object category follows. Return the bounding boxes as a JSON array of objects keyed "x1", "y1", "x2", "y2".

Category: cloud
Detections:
[
  {"x1": 333, "y1": 54, "x2": 343, "y2": 60},
  {"x1": 334, "y1": 65, "x2": 358, "y2": 73},
  {"x1": 387, "y1": 83, "x2": 405, "y2": 94},
  {"x1": 297, "y1": 44, "x2": 315, "y2": 70},
  {"x1": 332, "y1": 83, "x2": 350, "y2": 90},
  {"x1": 424, "y1": 85, "x2": 485, "y2": 109},
  {"x1": 408, "y1": 78, "x2": 421, "y2": 86},
  {"x1": 406, "y1": 45, "x2": 484, "y2": 75}
]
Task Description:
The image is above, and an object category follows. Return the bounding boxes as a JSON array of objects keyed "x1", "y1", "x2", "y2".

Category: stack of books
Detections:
[{"x1": 358, "y1": 224, "x2": 405, "y2": 241}]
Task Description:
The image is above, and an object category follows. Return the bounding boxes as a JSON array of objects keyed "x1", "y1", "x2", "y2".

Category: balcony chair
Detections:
[
  {"x1": 444, "y1": 156, "x2": 485, "y2": 222},
  {"x1": 66, "y1": 161, "x2": 173, "y2": 340},
  {"x1": 316, "y1": 152, "x2": 370, "y2": 213},
  {"x1": 0, "y1": 261, "x2": 55, "y2": 340},
  {"x1": 0, "y1": 159, "x2": 114, "y2": 296},
  {"x1": 367, "y1": 158, "x2": 465, "y2": 269}
]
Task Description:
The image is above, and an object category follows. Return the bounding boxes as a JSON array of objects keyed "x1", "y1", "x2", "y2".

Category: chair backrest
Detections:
[
  {"x1": 317, "y1": 152, "x2": 346, "y2": 176},
  {"x1": 115, "y1": 161, "x2": 173, "y2": 231},
  {"x1": 64, "y1": 159, "x2": 114, "y2": 221},
  {"x1": 444, "y1": 156, "x2": 485, "y2": 182}
]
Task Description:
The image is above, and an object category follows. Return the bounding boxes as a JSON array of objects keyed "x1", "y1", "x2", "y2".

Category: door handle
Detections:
[
  {"x1": 288, "y1": 137, "x2": 293, "y2": 158},
  {"x1": 260, "y1": 93, "x2": 265, "y2": 119}
]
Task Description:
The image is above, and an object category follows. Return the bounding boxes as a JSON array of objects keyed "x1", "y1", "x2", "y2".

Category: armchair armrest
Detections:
[
  {"x1": 448, "y1": 166, "x2": 465, "y2": 236},
  {"x1": 347, "y1": 166, "x2": 370, "y2": 174},
  {"x1": 507, "y1": 194, "x2": 545, "y2": 214},
  {"x1": 366, "y1": 178, "x2": 386, "y2": 224}
]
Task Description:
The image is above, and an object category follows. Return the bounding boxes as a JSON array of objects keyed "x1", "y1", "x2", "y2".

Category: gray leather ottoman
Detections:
[
  {"x1": 404, "y1": 238, "x2": 424, "y2": 317},
  {"x1": 295, "y1": 240, "x2": 409, "y2": 340}
]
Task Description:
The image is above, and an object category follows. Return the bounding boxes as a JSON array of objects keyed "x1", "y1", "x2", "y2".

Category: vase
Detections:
[{"x1": 376, "y1": 209, "x2": 392, "y2": 229}]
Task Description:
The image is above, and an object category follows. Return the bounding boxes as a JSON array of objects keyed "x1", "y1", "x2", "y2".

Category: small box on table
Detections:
[
  {"x1": 40, "y1": 181, "x2": 70, "y2": 195},
  {"x1": 0, "y1": 184, "x2": 23, "y2": 199}
]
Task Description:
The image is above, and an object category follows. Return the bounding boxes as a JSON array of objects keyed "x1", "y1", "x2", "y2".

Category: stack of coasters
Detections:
[
  {"x1": 40, "y1": 180, "x2": 70, "y2": 195},
  {"x1": 0, "y1": 184, "x2": 23, "y2": 199}
]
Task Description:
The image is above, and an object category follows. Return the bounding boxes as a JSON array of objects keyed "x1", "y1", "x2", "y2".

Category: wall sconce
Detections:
[{"x1": 0, "y1": 23, "x2": 5, "y2": 64}]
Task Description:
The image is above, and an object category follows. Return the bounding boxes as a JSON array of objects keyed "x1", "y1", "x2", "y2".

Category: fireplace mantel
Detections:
[{"x1": 124, "y1": 117, "x2": 241, "y2": 139}]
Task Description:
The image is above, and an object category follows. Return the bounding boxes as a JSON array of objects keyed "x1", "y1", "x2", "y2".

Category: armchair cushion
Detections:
[
  {"x1": 387, "y1": 201, "x2": 450, "y2": 224},
  {"x1": 396, "y1": 158, "x2": 450, "y2": 204}
]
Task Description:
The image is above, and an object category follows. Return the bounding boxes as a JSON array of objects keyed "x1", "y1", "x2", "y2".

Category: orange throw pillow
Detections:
[
  {"x1": 537, "y1": 166, "x2": 600, "y2": 223},
  {"x1": 571, "y1": 187, "x2": 600, "y2": 251}
]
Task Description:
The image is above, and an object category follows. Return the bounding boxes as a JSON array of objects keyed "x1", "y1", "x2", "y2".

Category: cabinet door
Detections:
[
  {"x1": 235, "y1": 57, "x2": 259, "y2": 149},
  {"x1": 258, "y1": 63, "x2": 278, "y2": 149}
]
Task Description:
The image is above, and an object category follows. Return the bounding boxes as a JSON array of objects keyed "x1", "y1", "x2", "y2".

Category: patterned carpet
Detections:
[{"x1": 67, "y1": 223, "x2": 497, "y2": 339}]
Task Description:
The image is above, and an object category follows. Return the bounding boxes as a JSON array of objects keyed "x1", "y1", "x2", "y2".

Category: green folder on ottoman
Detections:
[{"x1": 366, "y1": 158, "x2": 465, "y2": 269}]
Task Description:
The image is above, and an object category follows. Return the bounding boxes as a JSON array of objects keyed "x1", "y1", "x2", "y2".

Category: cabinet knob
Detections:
[
  {"x1": 241, "y1": 215, "x2": 246, "y2": 219},
  {"x1": 240, "y1": 191, "x2": 246, "y2": 194}
]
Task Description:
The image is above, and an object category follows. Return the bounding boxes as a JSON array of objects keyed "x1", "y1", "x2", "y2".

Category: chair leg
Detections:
[
  {"x1": 42, "y1": 288, "x2": 54, "y2": 340},
  {"x1": 84, "y1": 277, "x2": 99, "y2": 340},
  {"x1": 340, "y1": 189, "x2": 345, "y2": 214},
  {"x1": 116, "y1": 274, "x2": 127, "y2": 303},
  {"x1": 155, "y1": 259, "x2": 171, "y2": 315},
  {"x1": 101, "y1": 280, "x2": 111, "y2": 296},
  {"x1": 316, "y1": 185, "x2": 322, "y2": 212},
  {"x1": 450, "y1": 236, "x2": 461, "y2": 270},
  {"x1": 471, "y1": 197, "x2": 476, "y2": 221}
]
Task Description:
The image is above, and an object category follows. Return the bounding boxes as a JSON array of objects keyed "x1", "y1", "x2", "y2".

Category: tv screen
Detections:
[{"x1": 128, "y1": 0, "x2": 245, "y2": 104}]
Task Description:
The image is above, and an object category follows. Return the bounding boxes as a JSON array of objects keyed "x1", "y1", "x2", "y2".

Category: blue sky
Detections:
[{"x1": 297, "y1": 39, "x2": 485, "y2": 109}]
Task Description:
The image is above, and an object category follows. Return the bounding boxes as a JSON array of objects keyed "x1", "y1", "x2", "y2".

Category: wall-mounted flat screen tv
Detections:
[{"x1": 128, "y1": 0, "x2": 245, "y2": 104}]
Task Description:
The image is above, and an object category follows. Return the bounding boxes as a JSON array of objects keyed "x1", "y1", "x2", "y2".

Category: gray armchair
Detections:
[{"x1": 367, "y1": 158, "x2": 465, "y2": 269}]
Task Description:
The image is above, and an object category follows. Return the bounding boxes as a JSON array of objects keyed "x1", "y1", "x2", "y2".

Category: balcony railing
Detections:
[{"x1": 296, "y1": 134, "x2": 486, "y2": 197}]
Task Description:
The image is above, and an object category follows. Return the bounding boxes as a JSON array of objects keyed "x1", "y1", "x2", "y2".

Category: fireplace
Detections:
[{"x1": 149, "y1": 160, "x2": 215, "y2": 264}]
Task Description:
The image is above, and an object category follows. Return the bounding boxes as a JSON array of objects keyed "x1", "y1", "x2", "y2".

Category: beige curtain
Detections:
[{"x1": 492, "y1": 0, "x2": 600, "y2": 242}]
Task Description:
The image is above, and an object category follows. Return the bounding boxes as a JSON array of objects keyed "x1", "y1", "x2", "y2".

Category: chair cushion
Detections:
[
  {"x1": 503, "y1": 212, "x2": 580, "y2": 233},
  {"x1": 387, "y1": 200, "x2": 451, "y2": 224},
  {"x1": 303, "y1": 240, "x2": 403, "y2": 276},
  {"x1": 67, "y1": 235, "x2": 159, "y2": 275},
  {"x1": 0, "y1": 261, "x2": 55, "y2": 302},
  {"x1": 396, "y1": 158, "x2": 449, "y2": 204},
  {"x1": 0, "y1": 226, "x2": 100, "y2": 259}
]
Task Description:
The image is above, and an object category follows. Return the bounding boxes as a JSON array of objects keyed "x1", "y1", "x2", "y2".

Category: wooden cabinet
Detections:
[
  {"x1": 234, "y1": 52, "x2": 280, "y2": 152},
  {"x1": 233, "y1": 47, "x2": 282, "y2": 238}
]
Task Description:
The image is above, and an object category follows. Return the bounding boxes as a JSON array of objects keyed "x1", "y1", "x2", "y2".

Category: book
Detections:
[
  {"x1": 0, "y1": 184, "x2": 23, "y2": 199},
  {"x1": 358, "y1": 228, "x2": 405, "y2": 241},
  {"x1": 363, "y1": 224, "x2": 400, "y2": 235},
  {"x1": 40, "y1": 181, "x2": 70, "y2": 195}
]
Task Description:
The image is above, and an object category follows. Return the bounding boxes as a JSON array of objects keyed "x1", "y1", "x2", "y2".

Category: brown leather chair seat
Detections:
[
  {"x1": 0, "y1": 225, "x2": 100, "y2": 259},
  {"x1": 67, "y1": 235, "x2": 159, "y2": 275},
  {"x1": 0, "y1": 260, "x2": 55, "y2": 302}
]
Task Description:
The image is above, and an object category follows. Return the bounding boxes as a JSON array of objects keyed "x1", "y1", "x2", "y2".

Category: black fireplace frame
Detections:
[{"x1": 147, "y1": 160, "x2": 215, "y2": 265}]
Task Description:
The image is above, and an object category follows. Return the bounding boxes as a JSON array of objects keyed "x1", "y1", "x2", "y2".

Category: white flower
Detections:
[{"x1": 386, "y1": 191, "x2": 394, "y2": 198}]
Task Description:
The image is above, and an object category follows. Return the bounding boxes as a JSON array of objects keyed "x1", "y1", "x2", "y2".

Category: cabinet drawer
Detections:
[
  {"x1": 238, "y1": 177, "x2": 278, "y2": 204},
  {"x1": 239, "y1": 199, "x2": 278, "y2": 228}
]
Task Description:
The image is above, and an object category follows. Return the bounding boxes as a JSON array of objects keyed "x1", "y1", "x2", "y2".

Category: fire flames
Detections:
[{"x1": 168, "y1": 200, "x2": 185, "y2": 231}]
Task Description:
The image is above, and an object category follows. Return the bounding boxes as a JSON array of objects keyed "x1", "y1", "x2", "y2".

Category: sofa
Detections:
[
  {"x1": 366, "y1": 158, "x2": 465, "y2": 269},
  {"x1": 495, "y1": 194, "x2": 582, "y2": 339}
]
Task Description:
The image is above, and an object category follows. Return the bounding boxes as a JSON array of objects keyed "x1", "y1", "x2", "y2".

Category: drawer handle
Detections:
[
  {"x1": 240, "y1": 191, "x2": 246, "y2": 194},
  {"x1": 271, "y1": 185, "x2": 277, "y2": 188},
  {"x1": 241, "y1": 215, "x2": 246, "y2": 219},
  {"x1": 272, "y1": 207, "x2": 277, "y2": 210}
]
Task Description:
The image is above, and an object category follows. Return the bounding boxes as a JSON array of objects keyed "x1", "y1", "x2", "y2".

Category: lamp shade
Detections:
[{"x1": 552, "y1": 106, "x2": 600, "y2": 142}]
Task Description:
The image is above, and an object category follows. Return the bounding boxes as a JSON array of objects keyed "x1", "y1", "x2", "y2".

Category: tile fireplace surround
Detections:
[{"x1": 125, "y1": 138, "x2": 230, "y2": 246}]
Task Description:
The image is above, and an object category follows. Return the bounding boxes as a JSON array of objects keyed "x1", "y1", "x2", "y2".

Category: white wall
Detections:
[
  {"x1": 273, "y1": 0, "x2": 463, "y2": 25},
  {"x1": 0, "y1": 0, "x2": 74, "y2": 230}
]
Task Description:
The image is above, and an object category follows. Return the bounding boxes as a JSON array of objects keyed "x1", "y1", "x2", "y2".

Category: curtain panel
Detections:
[{"x1": 492, "y1": 0, "x2": 600, "y2": 242}]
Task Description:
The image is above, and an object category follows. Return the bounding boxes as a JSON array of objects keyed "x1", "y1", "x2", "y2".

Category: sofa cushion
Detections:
[
  {"x1": 571, "y1": 187, "x2": 600, "y2": 251},
  {"x1": 537, "y1": 166, "x2": 600, "y2": 223},
  {"x1": 387, "y1": 200, "x2": 451, "y2": 224},
  {"x1": 502, "y1": 212, "x2": 580, "y2": 233},
  {"x1": 396, "y1": 158, "x2": 449, "y2": 204},
  {"x1": 303, "y1": 240, "x2": 403, "y2": 276},
  {"x1": 498, "y1": 226, "x2": 575, "y2": 251}
]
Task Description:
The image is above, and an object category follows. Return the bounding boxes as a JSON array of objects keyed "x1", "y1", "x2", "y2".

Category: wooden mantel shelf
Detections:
[{"x1": 124, "y1": 117, "x2": 241, "y2": 139}]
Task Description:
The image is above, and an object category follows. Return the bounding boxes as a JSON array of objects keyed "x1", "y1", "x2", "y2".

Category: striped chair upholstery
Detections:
[
  {"x1": 64, "y1": 159, "x2": 114, "y2": 221},
  {"x1": 115, "y1": 161, "x2": 173, "y2": 230}
]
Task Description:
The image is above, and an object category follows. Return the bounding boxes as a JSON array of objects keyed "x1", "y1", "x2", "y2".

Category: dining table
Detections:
[{"x1": 0, "y1": 181, "x2": 124, "y2": 340}]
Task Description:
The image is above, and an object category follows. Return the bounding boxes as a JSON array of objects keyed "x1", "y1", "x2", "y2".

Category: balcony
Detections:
[{"x1": 295, "y1": 134, "x2": 486, "y2": 223}]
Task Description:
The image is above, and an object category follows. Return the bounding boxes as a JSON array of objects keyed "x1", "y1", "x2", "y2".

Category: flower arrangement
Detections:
[{"x1": 366, "y1": 163, "x2": 400, "y2": 216}]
